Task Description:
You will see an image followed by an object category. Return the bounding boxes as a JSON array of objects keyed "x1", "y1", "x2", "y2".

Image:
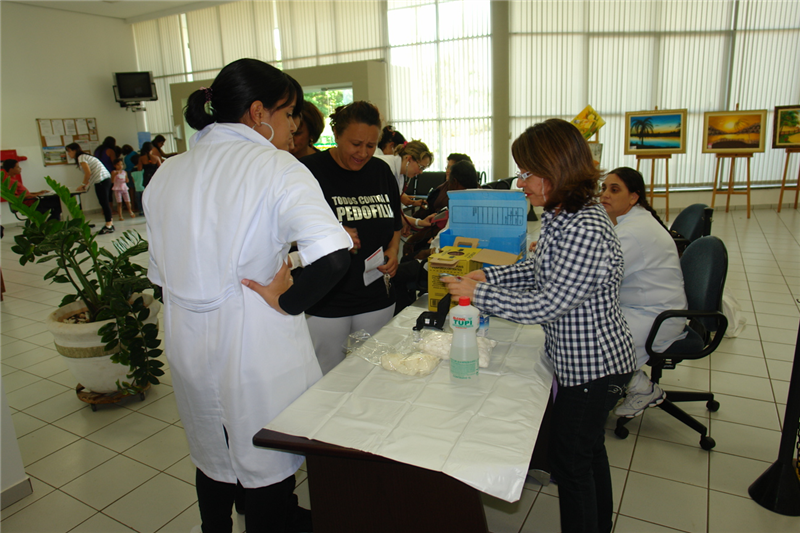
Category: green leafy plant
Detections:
[{"x1": 1, "y1": 176, "x2": 163, "y2": 392}]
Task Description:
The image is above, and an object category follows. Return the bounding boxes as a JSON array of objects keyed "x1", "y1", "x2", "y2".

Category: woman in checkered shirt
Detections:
[{"x1": 444, "y1": 118, "x2": 637, "y2": 533}]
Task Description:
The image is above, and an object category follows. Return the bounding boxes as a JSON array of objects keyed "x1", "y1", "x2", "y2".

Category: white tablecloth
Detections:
[{"x1": 264, "y1": 302, "x2": 554, "y2": 502}]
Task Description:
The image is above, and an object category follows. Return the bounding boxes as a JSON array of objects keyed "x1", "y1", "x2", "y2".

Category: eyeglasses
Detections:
[
  {"x1": 515, "y1": 170, "x2": 533, "y2": 181},
  {"x1": 414, "y1": 158, "x2": 429, "y2": 172}
]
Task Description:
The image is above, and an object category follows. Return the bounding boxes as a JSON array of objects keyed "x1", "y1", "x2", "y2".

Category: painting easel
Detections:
[
  {"x1": 711, "y1": 153, "x2": 753, "y2": 218},
  {"x1": 635, "y1": 154, "x2": 672, "y2": 221},
  {"x1": 777, "y1": 148, "x2": 800, "y2": 213}
]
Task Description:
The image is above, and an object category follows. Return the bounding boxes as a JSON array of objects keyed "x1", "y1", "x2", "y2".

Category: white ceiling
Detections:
[{"x1": 11, "y1": 1, "x2": 231, "y2": 24}]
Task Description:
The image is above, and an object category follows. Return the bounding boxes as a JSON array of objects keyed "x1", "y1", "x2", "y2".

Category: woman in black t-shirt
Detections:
[{"x1": 300, "y1": 101, "x2": 403, "y2": 374}]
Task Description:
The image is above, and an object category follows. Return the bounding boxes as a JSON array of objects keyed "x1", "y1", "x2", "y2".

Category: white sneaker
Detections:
[{"x1": 615, "y1": 382, "x2": 666, "y2": 418}]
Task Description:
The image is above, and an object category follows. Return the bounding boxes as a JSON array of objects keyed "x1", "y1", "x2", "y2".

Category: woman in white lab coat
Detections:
[{"x1": 144, "y1": 58, "x2": 352, "y2": 533}]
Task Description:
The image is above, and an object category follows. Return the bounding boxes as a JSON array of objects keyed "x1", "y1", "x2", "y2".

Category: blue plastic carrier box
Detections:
[{"x1": 439, "y1": 190, "x2": 529, "y2": 256}]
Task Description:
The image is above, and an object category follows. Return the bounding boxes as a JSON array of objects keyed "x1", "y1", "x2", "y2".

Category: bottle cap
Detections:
[{"x1": 458, "y1": 296, "x2": 470, "y2": 306}]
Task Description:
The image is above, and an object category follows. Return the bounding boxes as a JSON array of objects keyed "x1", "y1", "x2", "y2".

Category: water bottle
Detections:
[{"x1": 450, "y1": 297, "x2": 479, "y2": 382}]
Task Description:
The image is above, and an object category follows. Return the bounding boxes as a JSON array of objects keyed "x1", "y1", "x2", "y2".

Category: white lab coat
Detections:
[
  {"x1": 615, "y1": 205, "x2": 688, "y2": 368},
  {"x1": 372, "y1": 153, "x2": 405, "y2": 194},
  {"x1": 143, "y1": 123, "x2": 351, "y2": 488}
]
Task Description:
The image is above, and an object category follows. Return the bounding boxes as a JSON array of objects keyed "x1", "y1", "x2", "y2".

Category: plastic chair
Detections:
[
  {"x1": 614, "y1": 236, "x2": 728, "y2": 450},
  {"x1": 670, "y1": 204, "x2": 713, "y2": 254}
]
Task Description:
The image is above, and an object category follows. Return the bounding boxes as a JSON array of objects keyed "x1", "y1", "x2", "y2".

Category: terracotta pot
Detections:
[{"x1": 45, "y1": 294, "x2": 161, "y2": 394}]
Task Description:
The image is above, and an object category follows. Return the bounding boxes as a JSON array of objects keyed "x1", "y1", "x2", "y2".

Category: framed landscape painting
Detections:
[
  {"x1": 772, "y1": 105, "x2": 800, "y2": 148},
  {"x1": 702, "y1": 110, "x2": 768, "y2": 154},
  {"x1": 624, "y1": 109, "x2": 687, "y2": 155}
]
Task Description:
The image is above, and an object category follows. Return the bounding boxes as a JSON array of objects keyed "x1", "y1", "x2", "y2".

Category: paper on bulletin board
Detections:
[
  {"x1": 44, "y1": 135, "x2": 62, "y2": 147},
  {"x1": 51, "y1": 120, "x2": 65, "y2": 136},
  {"x1": 75, "y1": 119, "x2": 88, "y2": 135},
  {"x1": 43, "y1": 148, "x2": 66, "y2": 165},
  {"x1": 38, "y1": 119, "x2": 53, "y2": 136},
  {"x1": 63, "y1": 120, "x2": 77, "y2": 136}
]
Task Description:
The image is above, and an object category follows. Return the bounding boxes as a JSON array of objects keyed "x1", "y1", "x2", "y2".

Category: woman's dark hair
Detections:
[
  {"x1": 184, "y1": 58, "x2": 303, "y2": 131},
  {"x1": 153, "y1": 135, "x2": 166, "y2": 146},
  {"x1": 299, "y1": 102, "x2": 325, "y2": 144},
  {"x1": 2, "y1": 159, "x2": 17, "y2": 172},
  {"x1": 330, "y1": 101, "x2": 382, "y2": 137},
  {"x1": 113, "y1": 158, "x2": 124, "y2": 166},
  {"x1": 378, "y1": 125, "x2": 406, "y2": 151},
  {"x1": 607, "y1": 167, "x2": 668, "y2": 230},
  {"x1": 450, "y1": 160, "x2": 479, "y2": 190},
  {"x1": 139, "y1": 142, "x2": 153, "y2": 157},
  {"x1": 100, "y1": 136, "x2": 116, "y2": 150},
  {"x1": 66, "y1": 142, "x2": 88, "y2": 168},
  {"x1": 511, "y1": 119, "x2": 600, "y2": 213},
  {"x1": 447, "y1": 153, "x2": 473, "y2": 164},
  {"x1": 122, "y1": 144, "x2": 134, "y2": 155}
]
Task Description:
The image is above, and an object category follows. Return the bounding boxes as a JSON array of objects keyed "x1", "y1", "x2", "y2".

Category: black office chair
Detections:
[
  {"x1": 615, "y1": 236, "x2": 728, "y2": 450},
  {"x1": 670, "y1": 204, "x2": 713, "y2": 254},
  {"x1": 414, "y1": 171, "x2": 446, "y2": 196}
]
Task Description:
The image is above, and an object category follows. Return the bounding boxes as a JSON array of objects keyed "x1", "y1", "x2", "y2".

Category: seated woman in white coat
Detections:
[
  {"x1": 373, "y1": 139, "x2": 434, "y2": 209},
  {"x1": 144, "y1": 58, "x2": 352, "y2": 533},
  {"x1": 600, "y1": 167, "x2": 688, "y2": 418}
]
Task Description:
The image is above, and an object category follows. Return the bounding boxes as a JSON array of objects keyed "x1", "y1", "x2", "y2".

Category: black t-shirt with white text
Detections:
[{"x1": 301, "y1": 150, "x2": 403, "y2": 317}]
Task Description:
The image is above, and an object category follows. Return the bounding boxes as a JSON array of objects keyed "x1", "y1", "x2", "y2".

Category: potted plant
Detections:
[{"x1": 1, "y1": 176, "x2": 164, "y2": 397}]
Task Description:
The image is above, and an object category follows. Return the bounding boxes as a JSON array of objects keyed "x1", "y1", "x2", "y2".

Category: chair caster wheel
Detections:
[
  {"x1": 614, "y1": 426, "x2": 629, "y2": 439},
  {"x1": 90, "y1": 404, "x2": 98, "y2": 412},
  {"x1": 700, "y1": 435, "x2": 716, "y2": 450},
  {"x1": 706, "y1": 400, "x2": 720, "y2": 412}
]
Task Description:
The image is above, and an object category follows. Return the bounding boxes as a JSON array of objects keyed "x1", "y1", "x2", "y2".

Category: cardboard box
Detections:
[{"x1": 427, "y1": 245, "x2": 522, "y2": 311}]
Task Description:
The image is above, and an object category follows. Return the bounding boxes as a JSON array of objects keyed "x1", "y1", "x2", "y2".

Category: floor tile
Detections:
[
  {"x1": 17, "y1": 424, "x2": 80, "y2": 466},
  {"x1": 1, "y1": 339, "x2": 43, "y2": 360},
  {"x1": 755, "y1": 313, "x2": 800, "y2": 330},
  {"x1": 25, "y1": 439, "x2": 117, "y2": 488},
  {"x1": 637, "y1": 408, "x2": 709, "y2": 449},
  {"x1": 629, "y1": 436, "x2": 709, "y2": 488},
  {"x1": 482, "y1": 488, "x2": 537, "y2": 533},
  {"x1": 762, "y1": 341, "x2": 796, "y2": 361},
  {"x1": 605, "y1": 426, "x2": 637, "y2": 469},
  {"x1": 766, "y1": 358, "x2": 793, "y2": 381},
  {"x1": 708, "y1": 393, "x2": 781, "y2": 431},
  {"x1": 709, "y1": 452, "x2": 771, "y2": 499},
  {"x1": 747, "y1": 281, "x2": 791, "y2": 294},
  {"x1": 709, "y1": 352, "x2": 768, "y2": 377},
  {"x1": 520, "y1": 493, "x2": 560, "y2": 533},
  {"x1": 10, "y1": 410, "x2": 48, "y2": 438},
  {"x1": 103, "y1": 474, "x2": 198, "y2": 533},
  {"x1": 23, "y1": 354, "x2": 69, "y2": 378},
  {"x1": 163, "y1": 455, "x2": 196, "y2": 486},
  {"x1": 0, "y1": 476, "x2": 55, "y2": 519},
  {"x1": 69, "y1": 512, "x2": 138, "y2": 533},
  {"x1": 758, "y1": 324, "x2": 799, "y2": 345},
  {"x1": 86, "y1": 411, "x2": 169, "y2": 453},
  {"x1": 2, "y1": 369, "x2": 42, "y2": 393},
  {"x1": 732, "y1": 322, "x2": 760, "y2": 341},
  {"x1": 708, "y1": 489, "x2": 800, "y2": 532},
  {"x1": 3, "y1": 321, "x2": 49, "y2": 341},
  {"x1": 618, "y1": 472, "x2": 707, "y2": 532},
  {"x1": 772, "y1": 379, "x2": 790, "y2": 406},
  {"x1": 155, "y1": 503, "x2": 207, "y2": 533},
  {"x1": 715, "y1": 337, "x2": 763, "y2": 357},
  {"x1": 24, "y1": 389, "x2": 87, "y2": 423},
  {"x1": 3, "y1": 345, "x2": 60, "y2": 370},
  {"x1": 118, "y1": 384, "x2": 174, "y2": 411},
  {"x1": 52, "y1": 404, "x2": 133, "y2": 437},
  {"x1": 657, "y1": 365, "x2": 709, "y2": 392},
  {"x1": 123, "y1": 426, "x2": 190, "y2": 471},
  {"x1": 0, "y1": 489, "x2": 96, "y2": 533},
  {"x1": 613, "y1": 514, "x2": 687, "y2": 532},
  {"x1": 48, "y1": 369, "x2": 80, "y2": 388},
  {"x1": 6, "y1": 378, "x2": 69, "y2": 410},
  {"x1": 61, "y1": 455, "x2": 159, "y2": 510},
  {"x1": 137, "y1": 393, "x2": 182, "y2": 424},
  {"x1": 749, "y1": 291, "x2": 798, "y2": 305},
  {"x1": 710, "y1": 371, "x2": 774, "y2": 402},
  {"x1": 710, "y1": 419, "x2": 781, "y2": 462}
]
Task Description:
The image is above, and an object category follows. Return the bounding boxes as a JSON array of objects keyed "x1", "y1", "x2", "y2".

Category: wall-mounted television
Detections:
[{"x1": 113, "y1": 72, "x2": 158, "y2": 106}]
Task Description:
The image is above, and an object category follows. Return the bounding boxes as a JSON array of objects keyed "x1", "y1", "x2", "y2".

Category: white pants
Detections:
[{"x1": 306, "y1": 304, "x2": 395, "y2": 375}]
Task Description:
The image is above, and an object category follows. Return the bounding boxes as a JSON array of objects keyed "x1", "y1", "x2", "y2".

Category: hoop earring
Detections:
[{"x1": 251, "y1": 122, "x2": 275, "y2": 142}]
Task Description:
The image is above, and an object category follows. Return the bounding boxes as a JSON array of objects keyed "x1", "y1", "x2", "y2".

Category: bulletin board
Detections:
[{"x1": 36, "y1": 118, "x2": 99, "y2": 166}]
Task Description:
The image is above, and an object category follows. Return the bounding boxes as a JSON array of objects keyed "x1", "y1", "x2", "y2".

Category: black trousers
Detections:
[
  {"x1": 93, "y1": 179, "x2": 113, "y2": 223},
  {"x1": 195, "y1": 468, "x2": 300, "y2": 533}
]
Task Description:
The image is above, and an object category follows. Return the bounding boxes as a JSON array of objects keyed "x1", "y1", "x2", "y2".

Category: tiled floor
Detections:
[{"x1": 2, "y1": 207, "x2": 800, "y2": 533}]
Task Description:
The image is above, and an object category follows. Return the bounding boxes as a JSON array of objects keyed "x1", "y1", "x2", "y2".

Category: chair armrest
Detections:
[{"x1": 645, "y1": 309, "x2": 728, "y2": 360}]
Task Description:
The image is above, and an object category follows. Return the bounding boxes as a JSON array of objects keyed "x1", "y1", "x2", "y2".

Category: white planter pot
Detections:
[{"x1": 45, "y1": 294, "x2": 161, "y2": 394}]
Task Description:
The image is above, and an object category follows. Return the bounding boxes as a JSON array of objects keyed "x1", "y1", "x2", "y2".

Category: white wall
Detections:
[{"x1": 1, "y1": 2, "x2": 140, "y2": 222}]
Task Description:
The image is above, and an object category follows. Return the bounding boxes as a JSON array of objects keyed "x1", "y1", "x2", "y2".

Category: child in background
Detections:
[{"x1": 111, "y1": 158, "x2": 135, "y2": 220}]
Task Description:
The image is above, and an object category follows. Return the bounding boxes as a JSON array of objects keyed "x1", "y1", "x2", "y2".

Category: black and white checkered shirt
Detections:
[{"x1": 473, "y1": 203, "x2": 636, "y2": 387}]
